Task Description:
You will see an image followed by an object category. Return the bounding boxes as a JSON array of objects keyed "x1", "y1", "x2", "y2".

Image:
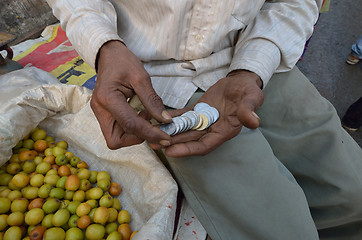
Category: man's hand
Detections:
[
  {"x1": 152, "y1": 70, "x2": 264, "y2": 157},
  {"x1": 90, "y1": 40, "x2": 172, "y2": 149}
]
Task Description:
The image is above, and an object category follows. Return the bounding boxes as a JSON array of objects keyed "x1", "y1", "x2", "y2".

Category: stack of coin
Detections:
[{"x1": 159, "y1": 102, "x2": 219, "y2": 136}]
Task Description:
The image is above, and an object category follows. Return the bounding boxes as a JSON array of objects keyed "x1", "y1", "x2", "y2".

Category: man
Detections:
[{"x1": 47, "y1": 0, "x2": 362, "y2": 239}]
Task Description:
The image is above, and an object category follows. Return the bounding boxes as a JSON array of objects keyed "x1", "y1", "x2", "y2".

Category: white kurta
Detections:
[{"x1": 47, "y1": 0, "x2": 322, "y2": 108}]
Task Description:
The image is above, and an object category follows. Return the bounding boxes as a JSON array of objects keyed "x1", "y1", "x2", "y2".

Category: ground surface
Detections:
[{"x1": 297, "y1": 0, "x2": 362, "y2": 147}]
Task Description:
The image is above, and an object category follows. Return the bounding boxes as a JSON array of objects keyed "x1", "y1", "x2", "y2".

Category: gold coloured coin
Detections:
[{"x1": 195, "y1": 114, "x2": 209, "y2": 131}]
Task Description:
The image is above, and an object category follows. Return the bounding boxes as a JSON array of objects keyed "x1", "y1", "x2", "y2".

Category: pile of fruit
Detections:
[{"x1": 0, "y1": 127, "x2": 138, "y2": 240}]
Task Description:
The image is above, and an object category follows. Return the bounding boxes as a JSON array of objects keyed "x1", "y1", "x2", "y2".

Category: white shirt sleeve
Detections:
[
  {"x1": 229, "y1": 0, "x2": 323, "y2": 87},
  {"x1": 46, "y1": 0, "x2": 123, "y2": 70}
]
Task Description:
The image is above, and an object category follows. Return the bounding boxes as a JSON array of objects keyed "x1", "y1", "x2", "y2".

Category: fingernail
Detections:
[
  {"x1": 251, "y1": 111, "x2": 260, "y2": 121},
  {"x1": 160, "y1": 140, "x2": 171, "y2": 146},
  {"x1": 162, "y1": 110, "x2": 172, "y2": 120}
]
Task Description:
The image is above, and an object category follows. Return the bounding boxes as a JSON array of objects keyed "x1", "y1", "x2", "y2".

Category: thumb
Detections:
[
  {"x1": 134, "y1": 82, "x2": 173, "y2": 124},
  {"x1": 237, "y1": 91, "x2": 264, "y2": 129},
  {"x1": 238, "y1": 109, "x2": 261, "y2": 129}
]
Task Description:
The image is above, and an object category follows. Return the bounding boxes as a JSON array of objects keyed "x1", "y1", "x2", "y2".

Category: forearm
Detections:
[
  {"x1": 46, "y1": 0, "x2": 122, "y2": 69},
  {"x1": 230, "y1": 0, "x2": 322, "y2": 87}
]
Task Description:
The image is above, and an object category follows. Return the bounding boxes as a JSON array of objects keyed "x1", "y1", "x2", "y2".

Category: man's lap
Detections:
[{"x1": 163, "y1": 67, "x2": 362, "y2": 240}]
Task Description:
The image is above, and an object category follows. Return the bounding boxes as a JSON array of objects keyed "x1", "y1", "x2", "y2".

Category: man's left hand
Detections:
[{"x1": 150, "y1": 70, "x2": 264, "y2": 157}]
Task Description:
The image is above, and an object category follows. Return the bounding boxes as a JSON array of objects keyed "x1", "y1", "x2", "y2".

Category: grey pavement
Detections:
[{"x1": 297, "y1": 0, "x2": 362, "y2": 147}]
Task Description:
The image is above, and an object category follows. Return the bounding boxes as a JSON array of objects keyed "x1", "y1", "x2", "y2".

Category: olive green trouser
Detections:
[{"x1": 162, "y1": 67, "x2": 362, "y2": 240}]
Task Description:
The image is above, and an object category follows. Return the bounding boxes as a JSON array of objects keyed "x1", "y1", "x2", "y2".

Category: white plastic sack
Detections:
[{"x1": 0, "y1": 67, "x2": 178, "y2": 240}]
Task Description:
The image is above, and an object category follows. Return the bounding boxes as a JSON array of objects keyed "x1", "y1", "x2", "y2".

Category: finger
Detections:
[
  {"x1": 170, "y1": 129, "x2": 207, "y2": 143},
  {"x1": 237, "y1": 106, "x2": 260, "y2": 129},
  {"x1": 133, "y1": 80, "x2": 173, "y2": 124},
  {"x1": 149, "y1": 129, "x2": 206, "y2": 150},
  {"x1": 148, "y1": 142, "x2": 164, "y2": 150},
  {"x1": 93, "y1": 92, "x2": 171, "y2": 146},
  {"x1": 107, "y1": 120, "x2": 146, "y2": 148},
  {"x1": 91, "y1": 101, "x2": 144, "y2": 149},
  {"x1": 138, "y1": 109, "x2": 152, "y2": 121},
  {"x1": 164, "y1": 131, "x2": 225, "y2": 157},
  {"x1": 111, "y1": 100, "x2": 171, "y2": 144}
]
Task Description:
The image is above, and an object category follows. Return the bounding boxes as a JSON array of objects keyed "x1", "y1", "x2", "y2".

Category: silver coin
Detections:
[
  {"x1": 172, "y1": 117, "x2": 184, "y2": 134},
  {"x1": 183, "y1": 116, "x2": 193, "y2": 132},
  {"x1": 204, "y1": 111, "x2": 214, "y2": 128},
  {"x1": 177, "y1": 116, "x2": 188, "y2": 133},
  {"x1": 194, "y1": 102, "x2": 209, "y2": 112},
  {"x1": 160, "y1": 123, "x2": 177, "y2": 135},
  {"x1": 161, "y1": 104, "x2": 219, "y2": 135},
  {"x1": 208, "y1": 106, "x2": 219, "y2": 122},
  {"x1": 182, "y1": 111, "x2": 199, "y2": 128}
]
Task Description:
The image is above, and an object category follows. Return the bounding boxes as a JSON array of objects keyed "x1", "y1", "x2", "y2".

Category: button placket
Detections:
[{"x1": 184, "y1": 0, "x2": 216, "y2": 59}]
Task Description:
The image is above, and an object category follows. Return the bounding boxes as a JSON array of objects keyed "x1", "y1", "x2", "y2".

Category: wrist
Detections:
[
  {"x1": 96, "y1": 40, "x2": 125, "y2": 72},
  {"x1": 227, "y1": 69, "x2": 263, "y2": 89}
]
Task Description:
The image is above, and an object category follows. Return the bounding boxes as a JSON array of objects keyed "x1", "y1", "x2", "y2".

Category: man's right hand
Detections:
[{"x1": 90, "y1": 40, "x2": 172, "y2": 149}]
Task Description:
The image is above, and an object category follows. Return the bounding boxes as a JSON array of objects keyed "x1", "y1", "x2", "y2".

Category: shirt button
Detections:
[{"x1": 195, "y1": 34, "x2": 203, "y2": 43}]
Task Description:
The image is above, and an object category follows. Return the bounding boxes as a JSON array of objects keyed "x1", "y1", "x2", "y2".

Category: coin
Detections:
[
  {"x1": 192, "y1": 114, "x2": 203, "y2": 130},
  {"x1": 195, "y1": 114, "x2": 209, "y2": 130},
  {"x1": 178, "y1": 116, "x2": 189, "y2": 133},
  {"x1": 208, "y1": 106, "x2": 219, "y2": 122},
  {"x1": 160, "y1": 123, "x2": 177, "y2": 135},
  {"x1": 195, "y1": 109, "x2": 212, "y2": 127},
  {"x1": 183, "y1": 116, "x2": 193, "y2": 132},
  {"x1": 194, "y1": 103, "x2": 219, "y2": 128},
  {"x1": 182, "y1": 111, "x2": 198, "y2": 129},
  {"x1": 194, "y1": 102, "x2": 209, "y2": 112},
  {"x1": 159, "y1": 103, "x2": 219, "y2": 134},
  {"x1": 173, "y1": 117, "x2": 184, "y2": 134}
]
